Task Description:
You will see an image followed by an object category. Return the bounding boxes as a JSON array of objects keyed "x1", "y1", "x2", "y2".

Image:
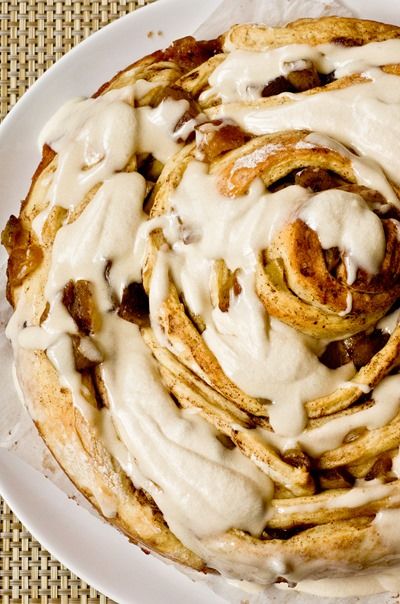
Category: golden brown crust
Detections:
[{"x1": 224, "y1": 17, "x2": 400, "y2": 51}]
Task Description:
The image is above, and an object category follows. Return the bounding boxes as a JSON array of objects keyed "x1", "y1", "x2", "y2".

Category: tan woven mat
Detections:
[
  {"x1": 0, "y1": 0, "x2": 156, "y2": 120},
  {"x1": 0, "y1": 498, "x2": 116, "y2": 604},
  {"x1": 0, "y1": 2, "x2": 157, "y2": 602}
]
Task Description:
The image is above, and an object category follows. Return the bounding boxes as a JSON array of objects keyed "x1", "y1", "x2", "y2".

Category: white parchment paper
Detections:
[
  {"x1": 195, "y1": 0, "x2": 353, "y2": 38},
  {"x1": 0, "y1": 0, "x2": 397, "y2": 602}
]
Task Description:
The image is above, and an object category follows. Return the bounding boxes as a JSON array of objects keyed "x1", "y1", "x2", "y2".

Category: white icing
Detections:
[
  {"x1": 18, "y1": 295, "x2": 77, "y2": 350},
  {"x1": 17, "y1": 169, "x2": 273, "y2": 549},
  {"x1": 133, "y1": 78, "x2": 161, "y2": 100},
  {"x1": 99, "y1": 314, "x2": 273, "y2": 538},
  {"x1": 226, "y1": 578, "x2": 264, "y2": 594},
  {"x1": 302, "y1": 132, "x2": 399, "y2": 208},
  {"x1": 373, "y1": 508, "x2": 400, "y2": 554},
  {"x1": 328, "y1": 480, "x2": 396, "y2": 509},
  {"x1": 34, "y1": 87, "x2": 191, "y2": 239},
  {"x1": 295, "y1": 374, "x2": 400, "y2": 457},
  {"x1": 299, "y1": 189, "x2": 386, "y2": 284},
  {"x1": 340, "y1": 380, "x2": 372, "y2": 394},
  {"x1": 204, "y1": 39, "x2": 400, "y2": 102},
  {"x1": 155, "y1": 161, "x2": 355, "y2": 437},
  {"x1": 282, "y1": 566, "x2": 400, "y2": 598},
  {"x1": 38, "y1": 97, "x2": 86, "y2": 151},
  {"x1": 378, "y1": 308, "x2": 400, "y2": 334},
  {"x1": 255, "y1": 373, "x2": 399, "y2": 459},
  {"x1": 136, "y1": 98, "x2": 190, "y2": 163},
  {"x1": 174, "y1": 116, "x2": 199, "y2": 142},
  {"x1": 45, "y1": 172, "x2": 147, "y2": 304},
  {"x1": 214, "y1": 70, "x2": 400, "y2": 190},
  {"x1": 40, "y1": 87, "x2": 137, "y2": 210},
  {"x1": 338, "y1": 292, "x2": 353, "y2": 317},
  {"x1": 272, "y1": 480, "x2": 397, "y2": 516}
]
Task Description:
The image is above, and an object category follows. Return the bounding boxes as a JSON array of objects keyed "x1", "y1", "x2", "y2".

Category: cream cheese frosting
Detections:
[
  {"x1": 213, "y1": 71, "x2": 400, "y2": 186},
  {"x1": 203, "y1": 39, "x2": 400, "y2": 103}
]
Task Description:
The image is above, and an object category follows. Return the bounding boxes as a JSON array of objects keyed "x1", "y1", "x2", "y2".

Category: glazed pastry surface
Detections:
[{"x1": 4, "y1": 17, "x2": 400, "y2": 588}]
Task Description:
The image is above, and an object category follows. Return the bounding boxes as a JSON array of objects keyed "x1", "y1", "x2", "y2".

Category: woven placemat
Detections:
[
  {"x1": 0, "y1": 1, "x2": 157, "y2": 602},
  {"x1": 0, "y1": 498, "x2": 116, "y2": 604},
  {"x1": 0, "y1": 0, "x2": 156, "y2": 121}
]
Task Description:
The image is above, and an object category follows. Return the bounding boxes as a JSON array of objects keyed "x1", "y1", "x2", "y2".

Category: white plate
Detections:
[{"x1": 1, "y1": 1, "x2": 400, "y2": 603}]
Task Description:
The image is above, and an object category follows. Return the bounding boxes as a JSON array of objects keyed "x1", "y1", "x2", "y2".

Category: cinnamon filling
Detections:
[
  {"x1": 262, "y1": 63, "x2": 327, "y2": 97},
  {"x1": 118, "y1": 282, "x2": 150, "y2": 327},
  {"x1": 320, "y1": 329, "x2": 390, "y2": 369},
  {"x1": 62, "y1": 279, "x2": 101, "y2": 335},
  {"x1": 1, "y1": 215, "x2": 43, "y2": 305},
  {"x1": 196, "y1": 120, "x2": 248, "y2": 161},
  {"x1": 160, "y1": 36, "x2": 222, "y2": 72}
]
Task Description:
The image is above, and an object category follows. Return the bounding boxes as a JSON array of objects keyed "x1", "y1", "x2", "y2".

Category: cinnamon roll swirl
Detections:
[{"x1": 5, "y1": 15, "x2": 400, "y2": 596}]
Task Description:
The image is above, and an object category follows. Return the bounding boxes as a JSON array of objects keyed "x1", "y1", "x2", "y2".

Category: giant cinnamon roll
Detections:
[{"x1": 4, "y1": 16, "x2": 400, "y2": 595}]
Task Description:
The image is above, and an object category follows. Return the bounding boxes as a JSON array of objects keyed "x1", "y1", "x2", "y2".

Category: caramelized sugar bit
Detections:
[
  {"x1": 269, "y1": 167, "x2": 346, "y2": 194},
  {"x1": 365, "y1": 453, "x2": 393, "y2": 481},
  {"x1": 62, "y1": 280, "x2": 101, "y2": 335},
  {"x1": 118, "y1": 282, "x2": 150, "y2": 328},
  {"x1": 320, "y1": 329, "x2": 390, "y2": 370},
  {"x1": 319, "y1": 467, "x2": 355, "y2": 490},
  {"x1": 1, "y1": 215, "x2": 43, "y2": 303},
  {"x1": 332, "y1": 36, "x2": 364, "y2": 47},
  {"x1": 343, "y1": 426, "x2": 368, "y2": 444},
  {"x1": 210, "y1": 259, "x2": 242, "y2": 312},
  {"x1": 262, "y1": 64, "x2": 326, "y2": 99},
  {"x1": 196, "y1": 120, "x2": 248, "y2": 162},
  {"x1": 281, "y1": 449, "x2": 311, "y2": 471},
  {"x1": 365, "y1": 454, "x2": 393, "y2": 481},
  {"x1": 2, "y1": 215, "x2": 27, "y2": 251},
  {"x1": 343, "y1": 331, "x2": 390, "y2": 369},
  {"x1": 286, "y1": 64, "x2": 321, "y2": 92},
  {"x1": 161, "y1": 36, "x2": 222, "y2": 72},
  {"x1": 262, "y1": 76, "x2": 293, "y2": 97},
  {"x1": 320, "y1": 339, "x2": 351, "y2": 369},
  {"x1": 295, "y1": 167, "x2": 347, "y2": 192},
  {"x1": 8, "y1": 245, "x2": 43, "y2": 287},
  {"x1": 71, "y1": 335, "x2": 103, "y2": 372},
  {"x1": 150, "y1": 84, "x2": 196, "y2": 108}
]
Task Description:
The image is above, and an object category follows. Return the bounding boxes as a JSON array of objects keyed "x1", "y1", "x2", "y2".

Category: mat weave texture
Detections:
[
  {"x1": 0, "y1": 497, "x2": 116, "y2": 604},
  {"x1": 0, "y1": 0, "x2": 156, "y2": 120},
  {"x1": 1, "y1": 1, "x2": 157, "y2": 601}
]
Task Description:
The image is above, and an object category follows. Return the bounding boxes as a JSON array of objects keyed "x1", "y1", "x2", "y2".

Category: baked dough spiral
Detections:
[
  {"x1": 5, "y1": 16, "x2": 400, "y2": 592},
  {"x1": 211, "y1": 129, "x2": 400, "y2": 339}
]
